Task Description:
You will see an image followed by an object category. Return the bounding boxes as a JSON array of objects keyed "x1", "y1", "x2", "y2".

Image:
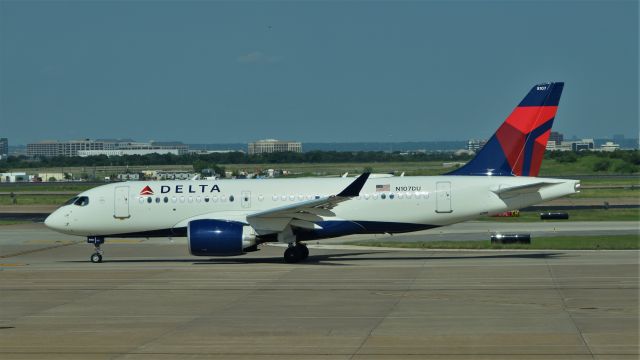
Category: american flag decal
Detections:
[{"x1": 376, "y1": 184, "x2": 390, "y2": 192}]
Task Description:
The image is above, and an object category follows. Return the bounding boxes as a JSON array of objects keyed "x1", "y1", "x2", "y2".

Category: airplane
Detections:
[{"x1": 45, "y1": 82, "x2": 579, "y2": 263}]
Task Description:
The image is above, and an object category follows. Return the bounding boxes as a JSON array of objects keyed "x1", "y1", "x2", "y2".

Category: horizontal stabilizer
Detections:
[{"x1": 491, "y1": 182, "x2": 556, "y2": 197}]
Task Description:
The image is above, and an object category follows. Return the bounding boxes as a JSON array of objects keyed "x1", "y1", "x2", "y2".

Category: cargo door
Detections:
[
  {"x1": 435, "y1": 181, "x2": 452, "y2": 213},
  {"x1": 114, "y1": 186, "x2": 130, "y2": 218}
]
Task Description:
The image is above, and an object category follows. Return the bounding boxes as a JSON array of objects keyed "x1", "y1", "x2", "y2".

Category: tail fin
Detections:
[{"x1": 448, "y1": 82, "x2": 564, "y2": 176}]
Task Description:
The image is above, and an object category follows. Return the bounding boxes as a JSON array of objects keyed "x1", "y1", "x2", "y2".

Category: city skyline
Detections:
[{"x1": 1, "y1": 1, "x2": 638, "y2": 145}]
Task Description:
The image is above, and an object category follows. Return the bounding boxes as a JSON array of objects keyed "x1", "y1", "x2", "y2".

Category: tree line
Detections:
[{"x1": 0, "y1": 151, "x2": 472, "y2": 169}]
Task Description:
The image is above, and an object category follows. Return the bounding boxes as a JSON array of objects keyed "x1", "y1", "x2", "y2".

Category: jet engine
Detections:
[{"x1": 187, "y1": 219, "x2": 257, "y2": 256}]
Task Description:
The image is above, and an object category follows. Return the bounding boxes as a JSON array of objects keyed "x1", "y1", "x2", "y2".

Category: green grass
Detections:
[
  {"x1": 0, "y1": 220, "x2": 31, "y2": 226},
  {"x1": 571, "y1": 187, "x2": 639, "y2": 198},
  {"x1": 482, "y1": 208, "x2": 639, "y2": 222},
  {"x1": 0, "y1": 183, "x2": 94, "y2": 193},
  {"x1": 0, "y1": 194, "x2": 71, "y2": 205},
  {"x1": 352, "y1": 235, "x2": 640, "y2": 250}
]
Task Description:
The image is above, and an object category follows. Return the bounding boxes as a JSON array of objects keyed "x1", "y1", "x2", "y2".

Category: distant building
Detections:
[
  {"x1": 548, "y1": 131, "x2": 563, "y2": 145},
  {"x1": 570, "y1": 138, "x2": 595, "y2": 151},
  {"x1": 600, "y1": 141, "x2": 620, "y2": 152},
  {"x1": 248, "y1": 139, "x2": 302, "y2": 155},
  {"x1": 467, "y1": 139, "x2": 487, "y2": 153},
  {"x1": 155, "y1": 171, "x2": 199, "y2": 180},
  {"x1": 37, "y1": 172, "x2": 67, "y2": 182},
  {"x1": 27, "y1": 139, "x2": 188, "y2": 157},
  {"x1": 117, "y1": 173, "x2": 141, "y2": 181},
  {"x1": 77, "y1": 149, "x2": 180, "y2": 157},
  {"x1": 1, "y1": 172, "x2": 28, "y2": 183},
  {"x1": 0, "y1": 138, "x2": 8, "y2": 157}
]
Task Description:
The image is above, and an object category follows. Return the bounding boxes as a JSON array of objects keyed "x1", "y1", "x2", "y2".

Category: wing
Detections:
[{"x1": 246, "y1": 173, "x2": 370, "y2": 234}]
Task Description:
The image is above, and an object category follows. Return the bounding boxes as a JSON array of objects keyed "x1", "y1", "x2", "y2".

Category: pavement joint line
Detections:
[
  {"x1": 545, "y1": 258, "x2": 597, "y2": 360},
  {"x1": 0, "y1": 240, "x2": 82, "y2": 259}
]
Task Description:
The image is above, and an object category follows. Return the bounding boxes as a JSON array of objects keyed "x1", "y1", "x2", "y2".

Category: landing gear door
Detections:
[
  {"x1": 435, "y1": 181, "x2": 452, "y2": 213},
  {"x1": 114, "y1": 186, "x2": 130, "y2": 219}
]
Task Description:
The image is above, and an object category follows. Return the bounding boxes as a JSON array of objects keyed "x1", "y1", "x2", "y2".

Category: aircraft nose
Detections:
[{"x1": 44, "y1": 210, "x2": 65, "y2": 232}]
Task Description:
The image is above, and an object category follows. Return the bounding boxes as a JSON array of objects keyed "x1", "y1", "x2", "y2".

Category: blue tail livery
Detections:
[{"x1": 448, "y1": 82, "x2": 564, "y2": 177}]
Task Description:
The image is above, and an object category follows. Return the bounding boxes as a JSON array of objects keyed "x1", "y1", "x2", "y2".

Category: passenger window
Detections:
[
  {"x1": 147, "y1": 197, "x2": 152, "y2": 204},
  {"x1": 204, "y1": 197, "x2": 210, "y2": 203},
  {"x1": 164, "y1": 197, "x2": 169, "y2": 203},
  {"x1": 155, "y1": 197, "x2": 160, "y2": 203},
  {"x1": 229, "y1": 195, "x2": 235, "y2": 202},
  {"x1": 381, "y1": 194, "x2": 386, "y2": 199},
  {"x1": 389, "y1": 193, "x2": 395, "y2": 199}
]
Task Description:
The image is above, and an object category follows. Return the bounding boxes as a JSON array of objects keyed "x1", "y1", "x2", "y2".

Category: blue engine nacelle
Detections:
[{"x1": 188, "y1": 219, "x2": 257, "y2": 256}]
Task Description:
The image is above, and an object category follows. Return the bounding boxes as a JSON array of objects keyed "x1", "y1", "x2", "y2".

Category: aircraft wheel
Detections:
[
  {"x1": 90, "y1": 253, "x2": 103, "y2": 263},
  {"x1": 297, "y1": 243, "x2": 309, "y2": 259},
  {"x1": 284, "y1": 246, "x2": 301, "y2": 263}
]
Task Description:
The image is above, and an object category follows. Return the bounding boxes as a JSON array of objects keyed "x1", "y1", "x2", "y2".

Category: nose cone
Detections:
[{"x1": 44, "y1": 210, "x2": 66, "y2": 232}]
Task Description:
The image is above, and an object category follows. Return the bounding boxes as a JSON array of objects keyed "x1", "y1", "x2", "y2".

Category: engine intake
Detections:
[{"x1": 188, "y1": 219, "x2": 256, "y2": 256}]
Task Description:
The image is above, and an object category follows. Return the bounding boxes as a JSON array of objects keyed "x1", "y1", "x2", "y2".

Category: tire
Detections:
[
  {"x1": 90, "y1": 253, "x2": 102, "y2": 263},
  {"x1": 297, "y1": 244, "x2": 309, "y2": 259},
  {"x1": 284, "y1": 247, "x2": 300, "y2": 263}
]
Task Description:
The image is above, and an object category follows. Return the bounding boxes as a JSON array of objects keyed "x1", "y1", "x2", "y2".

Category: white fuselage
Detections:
[{"x1": 45, "y1": 176, "x2": 579, "y2": 239}]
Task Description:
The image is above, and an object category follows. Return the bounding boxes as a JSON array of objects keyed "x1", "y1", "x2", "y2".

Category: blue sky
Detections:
[{"x1": 1, "y1": 0, "x2": 638, "y2": 145}]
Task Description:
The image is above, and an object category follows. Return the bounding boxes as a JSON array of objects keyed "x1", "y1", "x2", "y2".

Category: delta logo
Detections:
[{"x1": 140, "y1": 186, "x2": 154, "y2": 196}]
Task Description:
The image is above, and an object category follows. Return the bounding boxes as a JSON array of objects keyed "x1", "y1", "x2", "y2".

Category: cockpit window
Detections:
[
  {"x1": 64, "y1": 197, "x2": 79, "y2": 206},
  {"x1": 73, "y1": 196, "x2": 89, "y2": 206}
]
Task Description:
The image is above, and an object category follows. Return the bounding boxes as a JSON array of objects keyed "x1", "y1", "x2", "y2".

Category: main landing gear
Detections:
[
  {"x1": 87, "y1": 236, "x2": 105, "y2": 263},
  {"x1": 284, "y1": 243, "x2": 309, "y2": 263}
]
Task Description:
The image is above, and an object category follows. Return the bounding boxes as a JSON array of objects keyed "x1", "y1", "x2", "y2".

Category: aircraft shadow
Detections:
[{"x1": 62, "y1": 251, "x2": 565, "y2": 266}]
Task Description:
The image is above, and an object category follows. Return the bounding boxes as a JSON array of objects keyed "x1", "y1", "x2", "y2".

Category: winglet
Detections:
[{"x1": 337, "y1": 173, "x2": 370, "y2": 197}]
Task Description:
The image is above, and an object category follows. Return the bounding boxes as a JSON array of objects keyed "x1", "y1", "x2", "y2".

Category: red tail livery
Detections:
[{"x1": 449, "y1": 82, "x2": 564, "y2": 176}]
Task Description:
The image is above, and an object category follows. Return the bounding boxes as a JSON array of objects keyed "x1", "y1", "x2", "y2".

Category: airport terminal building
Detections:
[
  {"x1": 27, "y1": 139, "x2": 188, "y2": 157},
  {"x1": 248, "y1": 139, "x2": 302, "y2": 155}
]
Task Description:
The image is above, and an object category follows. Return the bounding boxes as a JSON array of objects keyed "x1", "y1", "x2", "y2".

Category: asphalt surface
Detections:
[{"x1": 0, "y1": 224, "x2": 638, "y2": 359}]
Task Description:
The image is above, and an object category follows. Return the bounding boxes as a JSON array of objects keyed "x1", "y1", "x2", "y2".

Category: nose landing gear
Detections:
[
  {"x1": 284, "y1": 243, "x2": 309, "y2": 263},
  {"x1": 88, "y1": 236, "x2": 105, "y2": 263}
]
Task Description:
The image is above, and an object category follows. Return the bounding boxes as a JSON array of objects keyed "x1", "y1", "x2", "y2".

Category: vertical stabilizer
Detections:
[{"x1": 448, "y1": 82, "x2": 564, "y2": 176}]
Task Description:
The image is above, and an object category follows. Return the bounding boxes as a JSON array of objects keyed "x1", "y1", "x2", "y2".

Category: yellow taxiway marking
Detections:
[{"x1": 0, "y1": 263, "x2": 26, "y2": 267}]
